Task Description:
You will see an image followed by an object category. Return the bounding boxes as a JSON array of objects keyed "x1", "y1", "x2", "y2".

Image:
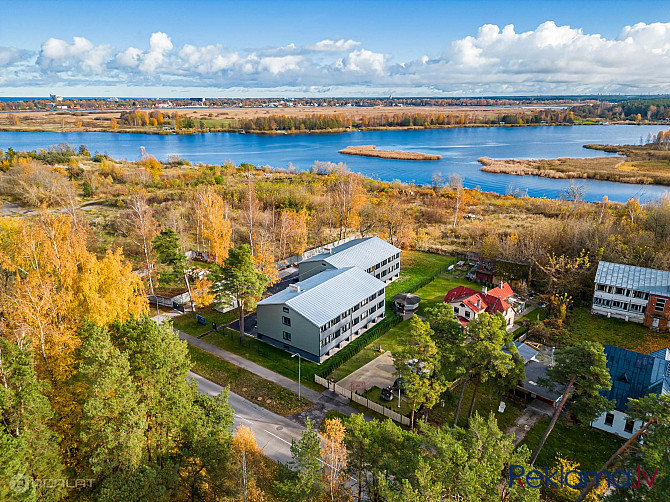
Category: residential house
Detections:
[
  {"x1": 591, "y1": 344, "x2": 670, "y2": 438},
  {"x1": 507, "y1": 342, "x2": 566, "y2": 408},
  {"x1": 444, "y1": 282, "x2": 516, "y2": 328},
  {"x1": 256, "y1": 267, "x2": 386, "y2": 363},
  {"x1": 298, "y1": 236, "x2": 401, "y2": 282},
  {"x1": 592, "y1": 261, "x2": 670, "y2": 331}
]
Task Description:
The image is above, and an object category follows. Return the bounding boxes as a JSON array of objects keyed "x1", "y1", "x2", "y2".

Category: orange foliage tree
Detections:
[{"x1": 194, "y1": 185, "x2": 232, "y2": 266}]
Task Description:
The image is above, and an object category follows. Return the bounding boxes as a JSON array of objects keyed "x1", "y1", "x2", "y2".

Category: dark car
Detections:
[{"x1": 380, "y1": 386, "x2": 394, "y2": 401}]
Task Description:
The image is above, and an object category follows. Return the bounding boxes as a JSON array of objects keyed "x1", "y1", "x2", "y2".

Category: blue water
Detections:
[{"x1": 0, "y1": 125, "x2": 667, "y2": 203}]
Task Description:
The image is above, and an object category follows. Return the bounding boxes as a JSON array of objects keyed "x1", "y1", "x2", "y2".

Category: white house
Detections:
[{"x1": 443, "y1": 282, "x2": 516, "y2": 329}]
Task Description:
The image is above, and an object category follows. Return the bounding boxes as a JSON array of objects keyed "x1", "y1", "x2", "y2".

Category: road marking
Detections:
[
  {"x1": 233, "y1": 413, "x2": 254, "y2": 425},
  {"x1": 263, "y1": 429, "x2": 292, "y2": 445}
]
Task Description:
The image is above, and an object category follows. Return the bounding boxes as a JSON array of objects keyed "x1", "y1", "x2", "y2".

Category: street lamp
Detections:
[
  {"x1": 291, "y1": 352, "x2": 301, "y2": 399},
  {"x1": 398, "y1": 387, "x2": 401, "y2": 408}
]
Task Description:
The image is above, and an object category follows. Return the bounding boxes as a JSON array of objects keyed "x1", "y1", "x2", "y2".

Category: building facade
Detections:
[
  {"x1": 298, "y1": 236, "x2": 401, "y2": 283},
  {"x1": 257, "y1": 267, "x2": 386, "y2": 363},
  {"x1": 444, "y1": 282, "x2": 516, "y2": 329},
  {"x1": 592, "y1": 261, "x2": 670, "y2": 331},
  {"x1": 591, "y1": 345, "x2": 670, "y2": 439}
]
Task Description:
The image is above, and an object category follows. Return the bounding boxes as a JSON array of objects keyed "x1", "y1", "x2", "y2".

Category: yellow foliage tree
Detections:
[
  {"x1": 194, "y1": 186, "x2": 232, "y2": 266},
  {"x1": 232, "y1": 425, "x2": 268, "y2": 502},
  {"x1": 191, "y1": 276, "x2": 215, "y2": 309},
  {"x1": 321, "y1": 418, "x2": 352, "y2": 502},
  {"x1": 547, "y1": 456, "x2": 607, "y2": 502},
  {"x1": 329, "y1": 168, "x2": 367, "y2": 240},
  {"x1": 144, "y1": 156, "x2": 162, "y2": 182},
  {"x1": 110, "y1": 117, "x2": 118, "y2": 130}
]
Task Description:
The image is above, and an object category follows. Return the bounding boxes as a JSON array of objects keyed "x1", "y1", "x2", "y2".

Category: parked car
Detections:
[{"x1": 381, "y1": 386, "x2": 395, "y2": 401}]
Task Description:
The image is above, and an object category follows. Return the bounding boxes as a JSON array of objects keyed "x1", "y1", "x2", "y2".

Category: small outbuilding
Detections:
[{"x1": 393, "y1": 293, "x2": 420, "y2": 319}]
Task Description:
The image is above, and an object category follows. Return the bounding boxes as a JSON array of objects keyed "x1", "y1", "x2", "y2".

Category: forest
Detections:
[{"x1": 2, "y1": 143, "x2": 670, "y2": 500}]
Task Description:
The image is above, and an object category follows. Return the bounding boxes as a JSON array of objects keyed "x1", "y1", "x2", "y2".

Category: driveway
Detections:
[
  {"x1": 226, "y1": 311, "x2": 257, "y2": 337},
  {"x1": 336, "y1": 351, "x2": 397, "y2": 392}
]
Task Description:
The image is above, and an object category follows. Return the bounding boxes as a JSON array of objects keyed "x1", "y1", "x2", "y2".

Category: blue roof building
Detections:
[{"x1": 592, "y1": 344, "x2": 670, "y2": 438}]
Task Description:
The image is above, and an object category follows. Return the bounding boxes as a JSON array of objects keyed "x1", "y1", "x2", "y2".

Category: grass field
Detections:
[
  {"x1": 565, "y1": 307, "x2": 670, "y2": 353},
  {"x1": 385, "y1": 251, "x2": 456, "y2": 298},
  {"x1": 188, "y1": 345, "x2": 312, "y2": 415},
  {"x1": 520, "y1": 418, "x2": 623, "y2": 472},
  {"x1": 171, "y1": 306, "x2": 239, "y2": 337},
  {"x1": 429, "y1": 381, "x2": 525, "y2": 431},
  {"x1": 202, "y1": 328, "x2": 323, "y2": 391}
]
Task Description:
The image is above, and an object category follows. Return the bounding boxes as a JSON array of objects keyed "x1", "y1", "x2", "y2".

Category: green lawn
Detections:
[
  {"x1": 386, "y1": 250, "x2": 456, "y2": 299},
  {"x1": 565, "y1": 307, "x2": 670, "y2": 353},
  {"x1": 363, "y1": 386, "x2": 414, "y2": 416},
  {"x1": 202, "y1": 328, "x2": 323, "y2": 391},
  {"x1": 520, "y1": 307, "x2": 548, "y2": 323},
  {"x1": 171, "y1": 307, "x2": 239, "y2": 337},
  {"x1": 188, "y1": 345, "x2": 312, "y2": 416},
  {"x1": 429, "y1": 381, "x2": 525, "y2": 431},
  {"x1": 331, "y1": 319, "x2": 413, "y2": 382},
  {"x1": 331, "y1": 268, "x2": 477, "y2": 382},
  {"x1": 520, "y1": 418, "x2": 623, "y2": 472}
]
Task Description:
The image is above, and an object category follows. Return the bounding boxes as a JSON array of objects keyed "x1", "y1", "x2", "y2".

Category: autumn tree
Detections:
[
  {"x1": 194, "y1": 185, "x2": 232, "y2": 265},
  {"x1": 232, "y1": 425, "x2": 269, "y2": 502},
  {"x1": 124, "y1": 191, "x2": 159, "y2": 313},
  {"x1": 529, "y1": 341, "x2": 613, "y2": 465},
  {"x1": 211, "y1": 244, "x2": 268, "y2": 343},
  {"x1": 329, "y1": 166, "x2": 367, "y2": 240},
  {"x1": 321, "y1": 418, "x2": 352, "y2": 502}
]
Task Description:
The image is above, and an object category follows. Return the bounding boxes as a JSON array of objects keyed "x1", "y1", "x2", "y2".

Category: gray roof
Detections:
[
  {"x1": 258, "y1": 267, "x2": 386, "y2": 327},
  {"x1": 521, "y1": 361, "x2": 565, "y2": 402},
  {"x1": 515, "y1": 342, "x2": 539, "y2": 364},
  {"x1": 301, "y1": 236, "x2": 400, "y2": 271},
  {"x1": 595, "y1": 261, "x2": 670, "y2": 296}
]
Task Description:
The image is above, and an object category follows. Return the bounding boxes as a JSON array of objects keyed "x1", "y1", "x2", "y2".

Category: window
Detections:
[
  {"x1": 369, "y1": 294, "x2": 376, "y2": 302},
  {"x1": 282, "y1": 316, "x2": 291, "y2": 326},
  {"x1": 604, "y1": 413, "x2": 614, "y2": 426},
  {"x1": 282, "y1": 331, "x2": 291, "y2": 341},
  {"x1": 633, "y1": 291, "x2": 648, "y2": 300},
  {"x1": 624, "y1": 420, "x2": 635, "y2": 434},
  {"x1": 630, "y1": 303, "x2": 644, "y2": 312},
  {"x1": 454, "y1": 307, "x2": 459, "y2": 314},
  {"x1": 282, "y1": 306, "x2": 289, "y2": 313},
  {"x1": 353, "y1": 304, "x2": 360, "y2": 312},
  {"x1": 465, "y1": 311, "x2": 470, "y2": 319},
  {"x1": 353, "y1": 317, "x2": 359, "y2": 325},
  {"x1": 375, "y1": 263, "x2": 380, "y2": 270},
  {"x1": 378, "y1": 289, "x2": 384, "y2": 297},
  {"x1": 655, "y1": 298, "x2": 666, "y2": 312},
  {"x1": 615, "y1": 287, "x2": 625, "y2": 295},
  {"x1": 378, "y1": 301, "x2": 384, "y2": 309}
]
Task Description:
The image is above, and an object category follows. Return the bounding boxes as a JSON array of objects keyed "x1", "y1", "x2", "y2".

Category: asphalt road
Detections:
[{"x1": 189, "y1": 371, "x2": 305, "y2": 464}]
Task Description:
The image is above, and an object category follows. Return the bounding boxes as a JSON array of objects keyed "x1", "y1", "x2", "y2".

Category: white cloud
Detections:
[
  {"x1": 10, "y1": 22, "x2": 670, "y2": 94},
  {"x1": 306, "y1": 39, "x2": 361, "y2": 52},
  {"x1": 0, "y1": 47, "x2": 30, "y2": 67},
  {"x1": 258, "y1": 55, "x2": 303, "y2": 75},
  {"x1": 342, "y1": 49, "x2": 385, "y2": 74},
  {"x1": 38, "y1": 36, "x2": 111, "y2": 73}
]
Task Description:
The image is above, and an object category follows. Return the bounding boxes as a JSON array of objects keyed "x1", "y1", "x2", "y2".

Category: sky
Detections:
[{"x1": 1, "y1": 0, "x2": 670, "y2": 97}]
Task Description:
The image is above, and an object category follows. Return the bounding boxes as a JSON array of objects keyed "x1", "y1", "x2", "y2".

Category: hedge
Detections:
[{"x1": 316, "y1": 314, "x2": 403, "y2": 378}]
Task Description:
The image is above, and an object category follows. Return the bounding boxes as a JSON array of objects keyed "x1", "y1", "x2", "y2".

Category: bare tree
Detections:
[{"x1": 449, "y1": 174, "x2": 464, "y2": 229}]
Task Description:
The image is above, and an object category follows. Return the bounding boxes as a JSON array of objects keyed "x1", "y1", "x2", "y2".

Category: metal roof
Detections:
[
  {"x1": 595, "y1": 261, "x2": 670, "y2": 296},
  {"x1": 258, "y1": 266, "x2": 386, "y2": 327},
  {"x1": 515, "y1": 342, "x2": 539, "y2": 364},
  {"x1": 301, "y1": 236, "x2": 400, "y2": 271},
  {"x1": 601, "y1": 344, "x2": 670, "y2": 411},
  {"x1": 521, "y1": 361, "x2": 565, "y2": 402}
]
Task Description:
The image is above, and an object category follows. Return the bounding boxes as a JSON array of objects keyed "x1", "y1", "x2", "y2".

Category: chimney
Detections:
[
  {"x1": 482, "y1": 286, "x2": 488, "y2": 296},
  {"x1": 500, "y1": 280, "x2": 504, "y2": 289},
  {"x1": 476, "y1": 298, "x2": 481, "y2": 308},
  {"x1": 289, "y1": 284, "x2": 301, "y2": 293}
]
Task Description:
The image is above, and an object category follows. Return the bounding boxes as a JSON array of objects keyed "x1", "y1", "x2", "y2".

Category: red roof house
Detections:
[{"x1": 444, "y1": 282, "x2": 516, "y2": 328}]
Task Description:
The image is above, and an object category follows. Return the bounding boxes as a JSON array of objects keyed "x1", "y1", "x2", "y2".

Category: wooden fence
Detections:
[{"x1": 315, "y1": 375, "x2": 411, "y2": 426}]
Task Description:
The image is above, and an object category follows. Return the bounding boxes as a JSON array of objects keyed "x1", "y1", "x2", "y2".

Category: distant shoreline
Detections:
[{"x1": 339, "y1": 145, "x2": 441, "y2": 160}]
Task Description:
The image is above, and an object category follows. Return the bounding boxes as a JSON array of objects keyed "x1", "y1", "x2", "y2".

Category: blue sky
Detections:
[{"x1": 1, "y1": 0, "x2": 670, "y2": 96}]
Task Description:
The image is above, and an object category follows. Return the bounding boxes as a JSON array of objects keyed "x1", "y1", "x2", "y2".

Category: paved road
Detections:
[
  {"x1": 337, "y1": 351, "x2": 396, "y2": 392},
  {"x1": 191, "y1": 371, "x2": 304, "y2": 464}
]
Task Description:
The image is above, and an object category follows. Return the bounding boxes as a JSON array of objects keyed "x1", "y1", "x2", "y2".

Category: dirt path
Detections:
[{"x1": 505, "y1": 407, "x2": 547, "y2": 446}]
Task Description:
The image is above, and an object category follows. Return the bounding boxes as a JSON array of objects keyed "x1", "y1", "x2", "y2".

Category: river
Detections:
[{"x1": 0, "y1": 125, "x2": 667, "y2": 203}]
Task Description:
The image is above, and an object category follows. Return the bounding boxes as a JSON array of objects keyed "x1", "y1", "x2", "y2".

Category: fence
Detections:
[
  {"x1": 315, "y1": 314, "x2": 403, "y2": 378},
  {"x1": 315, "y1": 375, "x2": 411, "y2": 426}
]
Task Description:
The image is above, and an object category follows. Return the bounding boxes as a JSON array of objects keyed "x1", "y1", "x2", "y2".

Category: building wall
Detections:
[
  {"x1": 591, "y1": 283, "x2": 649, "y2": 324},
  {"x1": 643, "y1": 294, "x2": 670, "y2": 331},
  {"x1": 298, "y1": 252, "x2": 400, "y2": 283},
  {"x1": 591, "y1": 409, "x2": 643, "y2": 439},
  {"x1": 257, "y1": 286, "x2": 386, "y2": 363},
  {"x1": 256, "y1": 303, "x2": 321, "y2": 361},
  {"x1": 298, "y1": 260, "x2": 336, "y2": 280}
]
